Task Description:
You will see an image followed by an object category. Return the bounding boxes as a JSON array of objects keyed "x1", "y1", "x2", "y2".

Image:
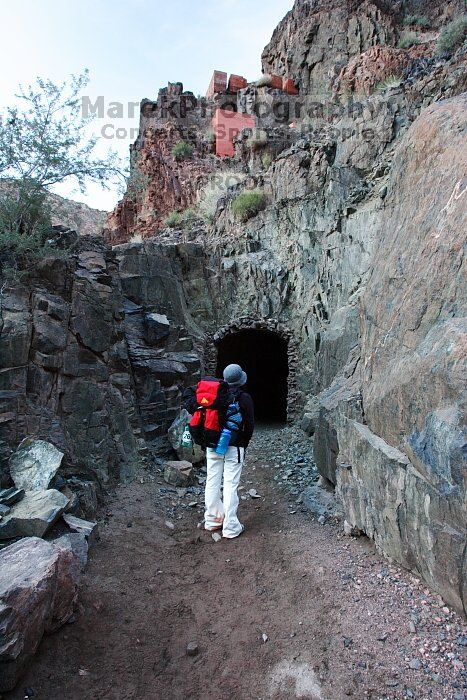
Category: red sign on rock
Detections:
[
  {"x1": 206, "y1": 70, "x2": 228, "y2": 97},
  {"x1": 212, "y1": 109, "x2": 256, "y2": 157}
]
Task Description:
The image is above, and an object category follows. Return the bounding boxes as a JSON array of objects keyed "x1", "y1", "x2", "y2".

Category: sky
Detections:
[{"x1": 0, "y1": 0, "x2": 292, "y2": 211}]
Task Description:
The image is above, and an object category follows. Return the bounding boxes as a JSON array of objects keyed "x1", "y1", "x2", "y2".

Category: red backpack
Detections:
[{"x1": 189, "y1": 378, "x2": 231, "y2": 447}]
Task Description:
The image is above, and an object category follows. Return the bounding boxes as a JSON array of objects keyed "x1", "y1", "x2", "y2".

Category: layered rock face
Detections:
[
  {"x1": 0, "y1": 237, "x2": 208, "y2": 486},
  {"x1": 261, "y1": 0, "x2": 396, "y2": 95},
  {"x1": 1, "y1": 0, "x2": 466, "y2": 616},
  {"x1": 0, "y1": 239, "x2": 140, "y2": 486},
  {"x1": 261, "y1": 0, "x2": 465, "y2": 95},
  {"x1": 314, "y1": 95, "x2": 466, "y2": 612},
  {"x1": 332, "y1": 97, "x2": 467, "y2": 613},
  {"x1": 104, "y1": 121, "x2": 215, "y2": 244},
  {"x1": 104, "y1": 82, "x2": 219, "y2": 244},
  {"x1": 115, "y1": 240, "x2": 204, "y2": 441}
]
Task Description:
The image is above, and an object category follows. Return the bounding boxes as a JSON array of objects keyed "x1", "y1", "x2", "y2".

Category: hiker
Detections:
[{"x1": 185, "y1": 364, "x2": 254, "y2": 538}]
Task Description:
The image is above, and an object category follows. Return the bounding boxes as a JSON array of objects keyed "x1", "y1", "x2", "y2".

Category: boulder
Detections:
[
  {"x1": 300, "y1": 482, "x2": 342, "y2": 519},
  {"x1": 0, "y1": 536, "x2": 83, "y2": 691},
  {"x1": 62, "y1": 513, "x2": 99, "y2": 545},
  {"x1": 9, "y1": 438, "x2": 64, "y2": 491},
  {"x1": 60, "y1": 485, "x2": 79, "y2": 513},
  {"x1": 300, "y1": 412, "x2": 317, "y2": 437},
  {"x1": 143, "y1": 312, "x2": 170, "y2": 344},
  {"x1": 66, "y1": 477, "x2": 98, "y2": 519},
  {"x1": 0, "y1": 488, "x2": 25, "y2": 507},
  {"x1": 163, "y1": 460, "x2": 193, "y2": 487},
  {"x1": 0, "y1": 489, "x2": 69, "y2": 540},
  {"x1": 53, "y1": 532, "x2": 89, "y2": 571},
  {"x1": 336, "y1": 419, "x2": 466, "y2": 614},
  {"x1": 168, "y1": 410, "x2": 205, "y2": 464}
]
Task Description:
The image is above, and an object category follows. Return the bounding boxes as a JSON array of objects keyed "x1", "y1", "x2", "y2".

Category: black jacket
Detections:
[{"x1": 229, "y1": 389, "x2": 254, "y2": 448}]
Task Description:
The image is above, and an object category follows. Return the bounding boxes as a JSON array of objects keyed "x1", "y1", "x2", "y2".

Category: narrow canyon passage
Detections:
[{"x1": 7, "y1": 428, "x2": 465, "y2": 700}]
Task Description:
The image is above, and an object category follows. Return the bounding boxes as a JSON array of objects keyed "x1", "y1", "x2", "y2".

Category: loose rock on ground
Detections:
[{"x1": 4, "y1": 426, "x2": 465, "y2": 700}]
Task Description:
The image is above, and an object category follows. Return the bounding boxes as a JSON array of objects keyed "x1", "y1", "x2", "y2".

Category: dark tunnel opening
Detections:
[{"x1": 215, "y1": 329, "x2": 288, "y2": 424}]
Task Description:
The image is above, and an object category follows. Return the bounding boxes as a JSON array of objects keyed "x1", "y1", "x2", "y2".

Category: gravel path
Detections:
[{"x1": 6, "y1": 427, "x2": 466, "y2": 700}]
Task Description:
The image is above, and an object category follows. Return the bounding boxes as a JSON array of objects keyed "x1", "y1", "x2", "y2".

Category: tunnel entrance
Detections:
[{"x1": 215, "y1": 329, "x2": 288, "y2": 423}]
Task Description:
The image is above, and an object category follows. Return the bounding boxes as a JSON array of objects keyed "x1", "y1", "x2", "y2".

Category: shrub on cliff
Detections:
[
  {"x1": 0, "y1": 184, "x2": 56, "y2": 278},
  {"x1": 403, "y1": 14, "x2": 430, "y2": 29},
  {"x1": 172, "y1": 141, "x2": 193, "y2": 161},
  {"x1": 398, "y1": 31, "x2": 420, "y2": 49},
  {"x1": 0, "y1": 70, "x2": 121, "y2": 277},
  {"x1": 231, "y1": 189, "x2": 266, "y2": 222},
  {"x1": 436, "y1": 16, "x2": 467, "y2": 55},
  {"x1": 164, "y1": 209, "x2": 197, "y2": 229},
  {"x1": 197, "y1": 170, "x2": 245, "y2": 223},
  {"x1": 261, "y1": 154, "x2": 273, "y2": 170},
  {"x1": 374, "y1": 75, "x2": 403, "y2": 93}
]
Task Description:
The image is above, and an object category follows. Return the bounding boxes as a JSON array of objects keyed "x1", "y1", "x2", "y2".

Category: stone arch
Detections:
[{"x1": 205, "y1": 316, "x2": 300, "y2": 422}]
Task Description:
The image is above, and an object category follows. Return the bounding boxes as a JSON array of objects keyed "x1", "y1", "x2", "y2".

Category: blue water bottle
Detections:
[{"x1": 215, "y1": 428, "x2": 232, "y2": 455}]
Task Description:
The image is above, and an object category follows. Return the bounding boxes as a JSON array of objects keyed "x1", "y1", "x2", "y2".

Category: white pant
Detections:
[{"x1": 205, "y1": 446, "x2": 244, "y2": 538}]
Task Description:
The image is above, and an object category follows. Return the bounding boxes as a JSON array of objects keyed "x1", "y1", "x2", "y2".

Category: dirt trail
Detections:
[{"x1": 6, "y1": 428, "x2": 466, "y2": 700}]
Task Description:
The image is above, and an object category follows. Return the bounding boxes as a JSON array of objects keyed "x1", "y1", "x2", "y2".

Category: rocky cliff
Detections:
[
  {"x1": 315, "y1": 94, "x2": 466, "y2": 614},
  {"x1": 1, "y1": 0, "x2": 466, "y2": 614},
  {"x1": 261, "y1": 0, "x2": 466, "y2": 95},
  {"x1": 48, "y1": 192, "x2": 106, "y2": 236},
  {"x1": 0, "y1": 182, "x2": 106, "y2": 237},
  {"x1": 0, "y1": 240, "x2": 141, "y2": 487}
]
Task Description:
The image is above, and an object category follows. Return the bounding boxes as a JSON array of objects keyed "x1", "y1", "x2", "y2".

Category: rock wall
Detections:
[
  {"x1": 114, "y1": 240, "x2": 206, "y2": 441},
  {"x1": 104, "y1": 82, "x2": 222, "y2": 244},
  {"x1": 0, "y1": 238, "x2": 209, "y2": 483},
  {"x1": 1, "y1": 0, "x2": 466, "y2": 615},
  {"x1": 312, "y1": 94, "x2": 466, "y2": 614},
  {"x1": 0, "y1": 239, "x2": 141, "y2": 487},
  {"x1": 261, "y1": 0, "x2": 397, "y2": 95},
  {"x1": 261, "y1": 0, "x2": 465, "y2": 95},
  {"x1": 332, "y1": 97, "x2": 466, "y2": 613}
]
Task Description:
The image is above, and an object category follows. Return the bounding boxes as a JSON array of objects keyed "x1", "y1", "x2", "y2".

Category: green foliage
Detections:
[
  {"x1": 172, "y1": 141, "x2": 193, "y2": 161},
  {"x1": 0, "y1": 71, "x2": 122, "y2": 275},
  {"x1": 261, "y1": 154, "x2": 273, "y2": 169},
  {"x1": 197, "y1": 170, "x2": 245, "y2": 223},
  {"x1": 0, "y1": 71, "x2": 121, "y2": 191},
  {"x1": 436, "y1": 15, "x2": 467, "y2": 55},
  {"x1": 164, "y1": 208, "x2": 198, "y2": 229},
  {"x1": 165, "y1": 211, "x2": 182, "y2": 228},
  {"x1": 398, "y1": 31, "x2": 420, "y2": 49},
  {"x1": 0, "y1": 182, "x2": 63, "y2": 278},
  {"x1": 231, "y1": 189, "x2": 266, "y2": 222},
  {"x1": 403, "y1": 14, "x2": 430, "y2": 28},
  {"x1": 374, "y1": 75, "x2": 403, "y2": 93}
]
